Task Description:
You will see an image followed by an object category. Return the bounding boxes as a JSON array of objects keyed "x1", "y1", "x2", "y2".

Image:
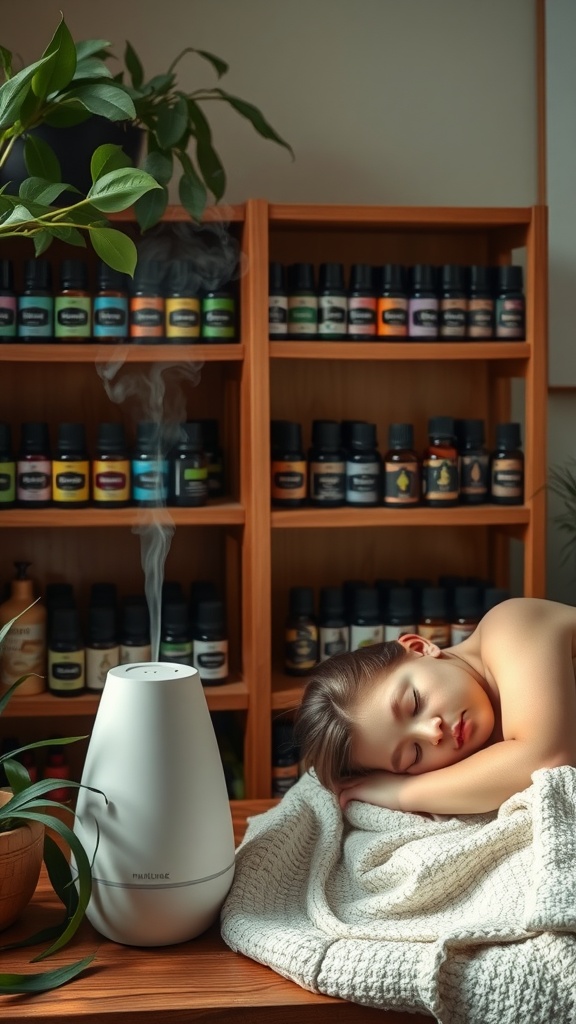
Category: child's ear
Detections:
[{"x1": 398, "y1": 633, "x2": 442, "y2": 658}]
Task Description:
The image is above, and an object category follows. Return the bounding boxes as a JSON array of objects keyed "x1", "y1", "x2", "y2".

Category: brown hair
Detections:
[{"x1": 294, "y1": 641, "x2": 407, "y2": 791}]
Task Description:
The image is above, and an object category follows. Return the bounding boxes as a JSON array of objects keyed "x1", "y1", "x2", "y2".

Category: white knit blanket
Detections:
[{"x1": 221, "y1": 767, "x2": 576, "y2": 1023}]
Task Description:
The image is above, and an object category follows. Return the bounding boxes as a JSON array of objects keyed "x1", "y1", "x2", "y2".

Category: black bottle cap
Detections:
[
  {"x1": 97, "y1": 260, "x2": 129, "y2": 292},
  {"x1": 380, "y1": 263, "x2": 407, "y2": 294},
  {"x1": 348, "y1": 264, "x2": 374, "y2": 293},
  {"x1": 409, "y1": 264, "x2": 436, "y2": 294},
  {"x1": 167, "y1": 259, "x2": 199, "y2": 296},
  {"x1": 122, "y1": 598, "x2": 150, "y2": 641},
  {"x1": 342, "y1": 579, "x2": 366, "y2": 618},
  {"x1": 23, "y1": 259, "x2": 52, "y2": 290},
  {"x1": 288, "y1": 586, "x2": 315, "y2": 618},
  {"x1": 428, "y1": 416, "x2": 455, "y2": 441},
  {"x1": 20, "y1": 421, "x2": 50, "y2": 456},
  {"x1": 90, "y1": 582, "x2": 118, "y2": 608},
  {"x1": 0, "y1": 422, "x2": 12, "y2": 455},
  {"x1": 269, "y1": 261, "x2": 286, "y2": 293},
  {"x1": 177, "y1": 422, "x2": 204, "y2": 452},
  {"x1": 457, "y1": 418, "x2": 485, "y2": 447},
  {"x1": 420, "y1": 586, "x2": 448, "y2": 619},
  {"x1": 311, "y1": 420, "x2": 342, "y2": 451},
  {"x1": 190, "y1": 580, "x2": 219, "y2": 622},
  {"x1": 198, "y1": 418, "x2": 220, "y2": 449},
  {"x1": 348, "y1": 421, "x2": 377, "y2": 450},
  {"x1": 287, "y1": 263, "x2": 315, "y2": 293},
  {"x1": 88, "y1": 604, "x2": 117, "y2": 644},
  {"x1": 97, "y1": 422, "x2": 126, "y2": 455},
  {"x1": 162, "y1": 581, "x2": 184, "y2": 607},
  {"x1": 60, "y1": 259, "x2": 88, "y2": 290},
  {"x1": 271, "y1": 419, "x2": 303, "y2": 454},
  {"x1": 318, "y1": 262, "x2": 345, "y2": 291},
  {"x1": 387, "y1": 586, "x2": 414, "y2": 620},
  {"x1": 0, "y1": 259, "x2": 14, "y2": 291},
  {"x1": 135, "y1": 421, "x2": 162, "y2": 452},
  {"x1": 453, "y1": 585, "x2": 482, "y2": 619},
  {"x1": 351, "y1": 586, "x2": 380, "y2": 622},
  {"x1": 196, "y1": 598, "x2": 225, "y2": 632},
  {"x1": 50, "y1": 606, "x2": 81, "y2": 644},
  {"x1": 440, "y1": 264, "x2": 466, "y2": 293},
  {"x1": 495, "y1": 422, "x2": 522, "y2": 450},
  {"x1": 483, "y1": 586, "x2": 510, "y2": 614},
  {"x1": 497, "y1": 265, "x2": 523, "y2": 293},
  {"x1": 56, "y1": 422, "x2": 86, "y2": 455},
  {"x1": 162, "y1": 600, "x2": 190, "y2": 633},
  {"x1": 469, "y1": 265, "x2": 493, "y2": 295},
  {"x1": 319, "y1": 586, "x2": 345, "y2": 620},
  {"x1": 45, "y1": 582, "x2": 75, "y2": 609},
  {"x1": 132, "y1": 259, "x2": 164, "y2": 293},
  {"x1": 388, "y1": 422, "x2": 414, "y2": 450}
]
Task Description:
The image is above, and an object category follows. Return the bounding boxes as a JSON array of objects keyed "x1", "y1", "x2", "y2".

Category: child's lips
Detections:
[{"x1": 452, "y1": 713, "x2": 472, "y2": 749}]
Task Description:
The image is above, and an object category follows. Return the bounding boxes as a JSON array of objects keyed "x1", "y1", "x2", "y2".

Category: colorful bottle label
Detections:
[
  {"x1": 495, "y1": 298, "x2": 525, "y2": 339},
  {"x1": 418, "y1": 623, "x2": 451, "y2": 648},
  {"x1": 440, "y1": 298, "x2": 467, "y2": 338},
  {"x1": 309, "y1": 461, "x2": 346, "y2": 503},
  {"x1": 0, "y1": 621, "x2": 46, "y2": 688},
  {"x1": 48, "y1": 649, "x2": 85, "y2": 692},
  {"x1": 459, "y1": 454, "x2": 489, "y2": 499},
  {"x1": 450, "y1": 623, "x2": 477, "y2": 645},
  {"x1": 318, "y1": 296, "x2": 347, "y2": 336},
  {"x1": 158, "y1": 640, "x2": 193, "y2": 666},
  {"x1": 0, "y1": 461, "x2": 15, "y2": 504},
  {"x1": 18, "y1": 296, "x2": 53, "y2": 338},
  {"x1": 165, "y1": 297, "x2": 201, "y2": 339},
  {"x1": 202, "y1": 297, "x2": 235, "y2": 340},
  {"x1": 52, "y1": 459, "x2": 89, "y2": 504},
  {"x1": 173, "y1": 462, "x2": 208, "y2": 504},
  {"x1": 345, "y1": 461, "x2": 380, "y2": 504},
  {"x1": 86, "y1": 645, "x2": 120, "y2": 691},
  {"x1": 193, "y1": 638, "x2": 228, "y2": 682},
  {"x1": 287, "y1": 296, "x2": 317, "y2": 335},
  {"x1": 92, "y1": 459, "x2": 131, "y2": 503},
  {"x1": 384, "y1": 461, "x2": 420, "y2": 505},
  {"x1": 347, "y1": 297, "x2": 377, "y2": 337},
  {"x1": 319, "y1": 624, "x2": 349, "y2": 661},
  {"x1": 17, "y1": 458, "x2": 51, "y2": 503},
  {"x1": 350, "y1": 623, "x2": 384, "y2": 650},
  {"x1": 132, "y1": 459, "x2": 169, "y2": 503},
  {"x1": 93, "y1": 296, "x2": 129, "y2": 338},
  {"x1": 285, "y1": 624, "x2": 318, "y2": 672},
  {"x1": 377, "y1": 297, "x2": 408, "y2": 337},
  {"x1": 119, "y1": 643, "x2": 152, "y2": 664},
  {"x1": 408, "y1": 298, "x2": 438, "y2": 337},
  {"x1": 130, "y1": 297, "x2": 164, "y2": 338},
  {"x1": 0, "y1": 296, "x2": 16, "y2": 338},
  {"x1": 468, "y1": 298, "x2": 494, "y2": 338},
  {"x1": 54, "y1": 296, "x2": 91, "y2": 339},
  {"x1": 384, "y1": 621, "x2": 415, "y2": 641},
  {"x1": 491, "y1": 458, "x2": 524, "y2": 499},
  {"x1": 422, "y1": 458, "x2": 459, "y2": 503},
  {"x1": 271, "y1": 459, "x2": 307, "y2": 502},
  {"x1": 269, "y1": 296, "x2": 288, "y2": 336}
]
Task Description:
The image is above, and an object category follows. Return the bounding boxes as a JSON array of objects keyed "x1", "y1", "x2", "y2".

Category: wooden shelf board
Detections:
[
  {"x1": 0, "y1": 343, "x2": 244, "y2": 363},
  {"x1": 269, "y1": 341, "x2": 530, "y2": 361},
  {"x1": 272, "y1": 671, "x2": 306, "y2": 711},
  {"x1": 110, "y1": 203, "x2": 245, "y2": 224},
  {"x1": 2, "y1": 677, "x2": 249, "y2": 717},
  {"x1": 269, "y1": 204, "x2": 533, "y2": 229},
  {"x1": 0, "y1": 501, "x2": 245, "y2": 528},
  {"x1": 271, "y1": 505, "x2": 531, "y2": 529}
]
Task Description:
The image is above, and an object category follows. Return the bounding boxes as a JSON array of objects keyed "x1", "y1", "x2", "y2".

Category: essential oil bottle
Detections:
[
  {"x1": 18, "y1": 259, "x2": 53, "y2": 340},
  {"x1": 17, "y1": 421, "x2": 52, "y2": 508},
  {"x1": 384, "y1": 586, "x2": 416, "y2": 641},
  {"x1": 270, "y1": 420, "x2": 307, "y2": 507},
  {"x1": 271, "y1": 720, "x2": 299, "y2": 798},
  {"x1": 347, "y1": 264, "x2": 377, "y2": 340},
  {"x1": 318, "y1": 262, "x2": 347, "y2": 339},
  {"x1": 129, "y1": 260, "x2": 165, "y2": 342},
  {"x1": 159, "y1": 601, "x2": 193, "y2": 666},
  {"x1": 198, "y1": 418, "x2": 225, "y2": 498},
  {"x1": 377, "y1": 264, "x2": 408, "y2": 338},
  {"x1": 193, "y1": 598, "x2": 228, "y2": 685},
  {"x1": 0, "y1": 259, "x2": 16, "y2": 340},
  {"x1": 345, "y1": 421, "x2": 381, "y2": 506},
  {"x1": 85, "y1": 604, "x2": 120, "y2": 692},
  {"x1": 468, "y1": 265, "x2": 495, "y2": 339},
  {"x1": 490, "y1": 422, "x2": 524, "y2": 504},
  {"x1": 456, "y1": 418, "x2": 489, "y2": 504},
  {"x1": 422, "y1": 416, "x2": 459, "y2": 507},
  {"x1": 308, "y1": 420, "x2": 346, "y2": 507},
  {"x1": 408, "y1": 264, "x2": 438, "y2": 339},
  {"x1": 132, "y1": 421, "x2": 169, "y2": 506},
  {"x1": 52, "y1": 423, "x2": 90, "y2": 508},
  {"x1": 318, "y1": 585, "x2": 349, "y2": 661},
  {"x1": 450, "y1": 585, "x2": 482, "y2": 645},
  {"x1": 349, "y1": 586, "x2": 384, "y2": 651},
  {"x1": 284, "y1": 586, "x2": 318, "y2": 676},
  {"x1": 383, "y1": 422, "x2": 420, "y2": 507},
  {"x1": 169, "y1": 421, "x2": 208, "y2": 507},
  {"x1": 418, "y1": 586, "x2": 450, "y2": 648},
  {"x1": 48, "y1": 606, "x2": 85, "y2": 696},
  {"x1": 439, "y1": 264, "x2": 467, "y2": 339},
  {"x1": 495, "y1": 266, "x2": 525, "y2": 340},
  {"x1": 93, "y1": 262, "x2": 129, "y2": 341},
  {"x1": 201, "y1": 284, "x2": 237, "y2": 342},
  {"x1": 0, "y1": 422, "x2": 15, "y2": 508},
  {"x1": 269, "y1": 262, "x2": 288, "y2": 339},
  {"x1": 54, "y1": 259, "x2": 91, "y2": 340},
  {"x1": 287, "y1": 263, "x2": 317, "y2": 340},
  {"x1": 119, "y1": 598, "x2": 152, "y2": 664},
  {"x1": 92, "y1": 422, "x2": 131, "y2": 507},
  {"x1": 165, "y1": 259, "x2": 201, "y2": 342}
]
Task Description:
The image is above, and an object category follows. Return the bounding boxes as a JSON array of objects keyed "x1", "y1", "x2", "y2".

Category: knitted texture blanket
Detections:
[{"x1": 221, "y1": 767, "x2": 576, "y2": 1024}]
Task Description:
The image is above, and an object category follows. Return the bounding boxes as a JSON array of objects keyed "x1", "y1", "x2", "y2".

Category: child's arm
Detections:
[{"x1": 340, "y1": 598, "x2": 576, "y2": 815}]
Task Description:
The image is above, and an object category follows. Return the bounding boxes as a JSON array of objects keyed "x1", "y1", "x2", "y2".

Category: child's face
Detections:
[{"x1": 349, "y1": 639, "x2": 496, "y2": 776}]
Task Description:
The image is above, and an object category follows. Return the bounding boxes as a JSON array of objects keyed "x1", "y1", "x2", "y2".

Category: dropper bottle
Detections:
[{"x1": 0, "y1": 561, "x2": 46, "y2": 694}]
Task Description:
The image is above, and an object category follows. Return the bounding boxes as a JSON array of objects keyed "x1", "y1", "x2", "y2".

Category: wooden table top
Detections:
[{"x1": 0, "y1": 800, "x2": 431, "y2": 1023}]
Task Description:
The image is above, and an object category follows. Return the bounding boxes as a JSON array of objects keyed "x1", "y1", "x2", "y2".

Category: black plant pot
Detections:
[{"x1": 0, "y1": 116, "x2": 144, "y2": 196}]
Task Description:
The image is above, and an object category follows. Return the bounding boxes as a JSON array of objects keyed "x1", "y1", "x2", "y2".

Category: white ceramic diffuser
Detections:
[{"x1": 74, "y1": 662, "x2": 235, "y2": 946}]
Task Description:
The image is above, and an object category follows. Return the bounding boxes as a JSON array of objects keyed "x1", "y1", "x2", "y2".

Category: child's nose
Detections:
[{"x1": 418, "y1": 716, "x2": 443, "y2": 745}]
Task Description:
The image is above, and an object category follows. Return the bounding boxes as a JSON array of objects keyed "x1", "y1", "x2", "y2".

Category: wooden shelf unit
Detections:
[{"x1": 0, "y1": 202, "x2": 547, "y2": 798}]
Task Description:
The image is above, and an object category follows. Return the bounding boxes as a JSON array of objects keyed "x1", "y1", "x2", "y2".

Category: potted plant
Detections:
[
  {"x1": 0, "y1": 607, "x2": 105, "y2": 994},
  {"x1": 0, "y1": 14, "x2": 293, "y2": 243},
  {"x1": 549, "y1": 462, "x2": 576, "y2": 570}
]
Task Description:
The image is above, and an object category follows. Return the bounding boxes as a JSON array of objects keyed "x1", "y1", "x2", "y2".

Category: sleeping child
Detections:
[{"x1": 295, "y1": 597, "x2": 576, "y2": 815}]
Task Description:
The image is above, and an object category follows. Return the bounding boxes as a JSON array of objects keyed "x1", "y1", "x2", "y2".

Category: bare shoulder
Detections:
[{"x1": 478, "y1": 597, "x2": 576, "y2": 652}]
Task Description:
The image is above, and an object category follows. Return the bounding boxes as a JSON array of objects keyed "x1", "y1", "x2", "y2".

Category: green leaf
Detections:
[
  {"x1": 75, "y1": 39, "x2": 111, "y2": 62},
  {"x1": 3, "y1": 757, "x2": 31, "y2": 795},
  {"x1": 87, "y1": 166, "x2": 161, "y2": 212},
  {"x1": 143, "y1": 73, "x2": 174, "y2": 96},
  {"x1": 90, "y1": 226, "x2": 138, "y2": 275},
  {"x1": 168, "y1": 47, "x2": 228, "y2": 79},
  {"x1": 33, "y1": 230, "x2": 53, "y2": 256},
  {"x1": 47, "y1": 225, "x2": 87, "y2": 248},
  {"x1": 187, "y1": 101, "x2": 226, "y2": 201},
  {"x1": 66, "y1": 82, "x2": 136, "y2": 121},
  {"x1": 0, "y1": 955, "x2": 95, "y2": 994},
  {"x1": 0, "y1": 45, "x2": 13, "y2": 81},
  {"x1": 0, "y1": 54, "x2": 54, "y2": 128},
  {"x1": 134, "y1": 184, "x2": 168, "y2": 232},
  {"x1": 19, "y1": 176, "x2": 70, "y2": 205},
  {"x1": 143, "y1": 149, "x2": 172, "y2": 185},
  {"x1": 155, "y1": 95, "x2": 188, "y2": 149},
  {"x1": 33, "y1": 16, "x2": 77, "y2": 99},
  {"x1": 72, "y1": 57, "x2": 113, "y2": 82},
  {"x1": 43, "y1": 100, "x2": 92, "y2": 128},
  {"x1": 0, "y1": 203, "x2": 34, "y2": 226},
  {"x1": 0, "y1": 735, "x2": 87, "y2": 768},
  {"x1": 124, "y1": 41, "x2": 144, "y2": 90},
  {"x1": 90, "y1": 142, "x2": 132, "y2": 183},
  {"x1": 23, "y1": 135, "x2": 62, "y2": 182},
  {"x1": 211, "y1": 88, "x2": 294, "y2": 156},
  {"x1": 178, "y1": 162, "x2": 207, "y2": 222}
]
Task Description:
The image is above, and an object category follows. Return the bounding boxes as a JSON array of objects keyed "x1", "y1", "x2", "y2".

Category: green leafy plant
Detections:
[
  {"x1": 0, "y1": 607, "x2": 105, "y2": 994},
  {"x1": 549, "y1": 462, "x2": 576, "y2": 567}
]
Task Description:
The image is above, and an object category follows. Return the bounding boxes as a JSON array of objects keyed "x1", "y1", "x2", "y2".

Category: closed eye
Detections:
[
  {"x1": 411, "y1": 743, "x2": 422, "y2": 769},
  {"x1": 412, "y1": 688, "x2": 419, "y2": 715}
]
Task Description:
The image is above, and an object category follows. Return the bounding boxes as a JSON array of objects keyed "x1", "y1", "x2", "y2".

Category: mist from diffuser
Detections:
[{"x1": 74, "y1": 221, "x2": 241, "y2": 945}]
